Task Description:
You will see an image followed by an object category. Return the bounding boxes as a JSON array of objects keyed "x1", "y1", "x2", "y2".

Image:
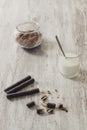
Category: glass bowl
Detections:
[{"x1": 15, "y1": 21, "x2": 42, "y2": 49}]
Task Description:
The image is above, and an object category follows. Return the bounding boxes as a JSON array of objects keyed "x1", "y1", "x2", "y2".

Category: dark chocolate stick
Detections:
[
  {"x1": 4, "y1": 75, "x2": 31, "y2": 93},
  {"x1": 7, "y1": 88, "x2": 40, "y2": 99},
  {"x1": 7, "y1": 78, "x2": 35, "y2": 94}
]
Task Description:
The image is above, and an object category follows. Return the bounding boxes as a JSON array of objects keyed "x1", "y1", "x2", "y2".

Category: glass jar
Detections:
[{"x1": 14, "y1": 21, "x2": 42, "y2": 49}]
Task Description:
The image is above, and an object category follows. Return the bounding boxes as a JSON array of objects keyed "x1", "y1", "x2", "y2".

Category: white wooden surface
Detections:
[{"x1": 0, "y1": 0, "x2": 87, "y2": 130}]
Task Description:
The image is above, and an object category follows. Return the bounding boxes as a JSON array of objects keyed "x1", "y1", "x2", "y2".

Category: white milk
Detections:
[{"x1": 58, "y1": 53, "x2": 80, "y2": 78}]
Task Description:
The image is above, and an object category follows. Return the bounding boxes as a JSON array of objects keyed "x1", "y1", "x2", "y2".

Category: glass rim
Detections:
[
  {"x1": 59, "y1": 52, "x2": 82, "y2": 59},
  {"x1": 16, "y1": 21, "x2": 40, "y2": 34},
  {"x1": 65, "y1": 53, "x2": 82, "y2": 59}
]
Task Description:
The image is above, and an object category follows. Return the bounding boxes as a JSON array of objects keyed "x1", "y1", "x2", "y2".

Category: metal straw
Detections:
[{"x1": 55, "y1": 35, "x2": 66, "y2": 58}]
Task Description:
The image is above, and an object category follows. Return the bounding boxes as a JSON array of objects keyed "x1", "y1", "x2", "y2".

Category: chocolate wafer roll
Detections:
[
  {"x1": 7, "y1": 88, "x2": 40, "y2": 99},
  {"x1": 4, "y1": 75, "x2": 31, "y2": 93},
  {"x1": 7, "y1": 78, "x2": 35, "y2": 94}
]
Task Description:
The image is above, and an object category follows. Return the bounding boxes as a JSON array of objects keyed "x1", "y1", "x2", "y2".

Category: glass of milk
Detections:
[{"x1": 58, "y1": 49, "x2": 82, "y2": 78}]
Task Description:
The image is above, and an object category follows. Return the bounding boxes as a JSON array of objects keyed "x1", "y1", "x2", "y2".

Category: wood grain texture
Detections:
[{"x1": 0, "y1": 0, "x2": 87, "y2": 130}]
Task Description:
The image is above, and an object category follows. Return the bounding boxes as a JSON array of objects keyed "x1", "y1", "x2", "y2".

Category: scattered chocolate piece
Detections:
[
  {"x1": 41, "y1": 91, "x2": 47, "y2": 95},
  {"x1": 41, "y1": 90, "x2": 51, "y2": 95},
  {"x1": 37, "y1": 109, "x2": 45, "y2": 115},
  {"x1": 41, "y1": 95, "x2": 48, "y2": 101},
  {"x1": 47, "y1": 91, "x2": 51, "y2": 94},
  {"x1": 47, "y1": 103, "x2": 56, "y2": 109},
  {"x1": 47, "y1": 108, "x2": 54, "y2": 114},
  {"x1": 26, "y1": 101, "x2": 36, "y2": 109},
  {"x1": 41, "y1": 102, "x2": 47, "y2": 107},
  {"x1": 55, "y1": 89, "x2": 58, "y2": 92},
  {"x1": 58, "y1": 104, "x2": 68, "y2": 112}
]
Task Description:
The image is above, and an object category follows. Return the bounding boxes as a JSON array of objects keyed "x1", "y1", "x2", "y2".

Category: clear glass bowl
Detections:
[{"x1": 15, "y1": 21, "x2": 42, "y2": 49}]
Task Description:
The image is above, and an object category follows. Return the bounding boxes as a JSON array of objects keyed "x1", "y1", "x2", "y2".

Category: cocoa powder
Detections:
[{"x1": 16, "y1": 31, "x2": 42, "y2": 48}]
